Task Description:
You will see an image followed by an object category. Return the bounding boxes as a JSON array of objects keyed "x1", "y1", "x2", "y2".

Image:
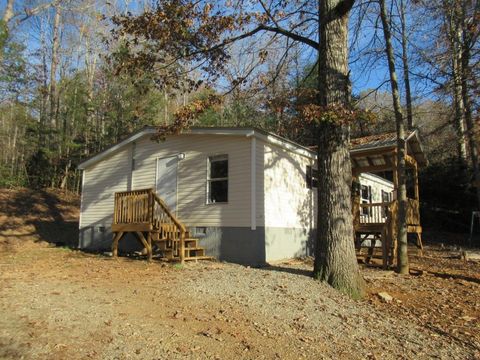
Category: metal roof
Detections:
[{"x1": 350, "y1": 130, "x2": 428, "y2": 167}]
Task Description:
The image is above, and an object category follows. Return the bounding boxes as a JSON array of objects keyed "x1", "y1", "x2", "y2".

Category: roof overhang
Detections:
[
  {"x1": 78, "y1": 127, "x2": 427, "y2": 171},
  {"x1": 350, "y1": 130, "x2": 428, "y2": 173},
  {"x1": 77, "y1": 126, "x2": 316, "y2": 170}
]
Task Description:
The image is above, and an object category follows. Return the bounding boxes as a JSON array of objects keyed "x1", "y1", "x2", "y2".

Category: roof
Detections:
[
  {"x1": 350, "y1": 130, "x2": 428, "y2": 167},
  {"x1": 77, "y1": 126, "x2": 316, "y2": 169},
  {"x1": 78, "y1": 126, "x2": 427, "y2": 170},
  {"x1": 350, "y1": 132, "x2": 397, "y2": 150}
]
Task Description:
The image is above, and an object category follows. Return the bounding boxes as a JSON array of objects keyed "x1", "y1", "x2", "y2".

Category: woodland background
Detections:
[{"x1": 0, "y1": 0, "x2": 479, "y2": 234}]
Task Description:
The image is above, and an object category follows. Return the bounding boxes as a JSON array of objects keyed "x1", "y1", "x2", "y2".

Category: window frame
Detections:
[
  {"x1": 360, "y1": 184, "x2": 372, "y2": 216},
  {"x1": 206, "y1": 154, "x2": 229, "y2": 204},
  {"x1": 306, "y1": 165, "x2": 318, "y2": 189},
  {"x1": 381, "y1": 189, "x2": 392, "y2": 217}
]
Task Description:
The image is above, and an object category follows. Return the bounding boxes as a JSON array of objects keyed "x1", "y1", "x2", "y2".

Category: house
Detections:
[{"x1": 77, "y1": 127, "x2": 422, "y2": 266}]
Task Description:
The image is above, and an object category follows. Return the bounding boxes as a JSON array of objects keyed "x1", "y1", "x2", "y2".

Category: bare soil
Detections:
[{"x1": 0, "y1": 189, "x2": 479, "y2": 359}]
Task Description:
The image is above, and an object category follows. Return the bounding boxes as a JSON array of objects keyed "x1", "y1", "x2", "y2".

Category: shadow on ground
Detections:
[{"x1": 0, "y1": 188, "x2": 79, "y2": 248}]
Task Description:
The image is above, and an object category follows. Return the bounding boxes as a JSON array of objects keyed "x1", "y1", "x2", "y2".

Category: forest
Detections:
[{"x1": 0, "y1": 0, "x2": 478, "y2": 233}]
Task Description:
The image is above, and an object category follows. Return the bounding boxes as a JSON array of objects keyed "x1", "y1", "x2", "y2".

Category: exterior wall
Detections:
[
  {"x1": 359, "y1": 172, "x2": 394, "y2": 201},
  {"x1": 258, "y1": 139, "x2": 316, "y2": 262},
  {"x1": 79, "y1": 146, "x2": 132, "y2": 249},
  {"x1": 131, "y1": 134, "x2": 252, "y2": 228},
  {"x1": 79, "y1": 133, "x2": 254, "y2": 250}
]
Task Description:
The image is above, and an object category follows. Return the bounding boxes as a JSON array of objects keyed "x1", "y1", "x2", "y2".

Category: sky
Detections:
[{"x1": 1, "y1": 0, "x2": 441, "y2": 107}]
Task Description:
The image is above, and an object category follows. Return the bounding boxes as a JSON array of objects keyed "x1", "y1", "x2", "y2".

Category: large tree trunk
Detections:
[
  {"x1": 379, "y1": 0, "x2": 409, "y2": 274},
  {"x1": 313, "y1": 0, "x2": 365, "y2": 299}
]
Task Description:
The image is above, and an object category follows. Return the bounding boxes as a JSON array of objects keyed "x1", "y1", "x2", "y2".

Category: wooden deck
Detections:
[
  {"x1": 354, "y1": 198, "x2": 423, "y2": 268},
  {"x1": 111, "y1": 188, "x2": 210, "y2": 262}
]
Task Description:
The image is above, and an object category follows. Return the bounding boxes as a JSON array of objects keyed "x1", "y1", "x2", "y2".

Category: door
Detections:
[{"x1": 156, "y1": 156, "x2": 178, "y2": 213}]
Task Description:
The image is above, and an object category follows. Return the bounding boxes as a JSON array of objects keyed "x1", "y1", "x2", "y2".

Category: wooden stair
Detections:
[
  {"x1": 150, "y1": 231, "x2": 212, "y2": 262},
  {"x1": 111, "y1": 188, "x2": 213, "y2": 263}
]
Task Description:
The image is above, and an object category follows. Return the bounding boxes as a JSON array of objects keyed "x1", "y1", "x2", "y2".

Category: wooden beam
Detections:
[
  {"x1": 351, "y1": 147, "x2": 396, "y2": 159},
  {"x1": 366, "y1": 156, "x2": 375, "y2": 167},
  {"x1": 112, "y1": 223, "x2": 152, "y2": 232},
  {"x1": 112, "y1": 232, "x2": 124, "y2": 257},
  {"x1": 135, "y1": 231, "x2": 152, "y2": 261},
  {"x1": 353, "y1": 164, "x2": 394, "y2": 175},
  {"x1": 382, "y1": 154, "x2": 393, "y2": 166},
  {"x1": 147, "y1": 232, "x2": 152, "y2": 262}
]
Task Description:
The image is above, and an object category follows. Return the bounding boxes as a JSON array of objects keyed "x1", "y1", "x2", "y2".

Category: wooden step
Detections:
[
  {"x1": 184, "y1": 256, "x2": 214, "y2": 261},
  {"x1": 185, "y1": 238, "x2": 198, "y2": 247},
  {"x1": 184, "y1": 248, "x2": 205, "y2": 257}
]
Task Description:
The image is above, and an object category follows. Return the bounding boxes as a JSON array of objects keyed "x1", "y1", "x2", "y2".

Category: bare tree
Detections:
[{"x1": 379, "y1": 0, "x2": 409, "y2": 274}]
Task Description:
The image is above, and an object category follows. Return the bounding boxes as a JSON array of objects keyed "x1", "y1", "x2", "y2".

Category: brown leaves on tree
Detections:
[{"x1": 152, "y1": 94, "x2": 222, "y2": 141}]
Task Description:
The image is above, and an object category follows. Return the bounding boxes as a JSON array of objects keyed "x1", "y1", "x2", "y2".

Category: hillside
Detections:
[{"x1": 0, "y1": 188, "x2": 79, "y2": 251}]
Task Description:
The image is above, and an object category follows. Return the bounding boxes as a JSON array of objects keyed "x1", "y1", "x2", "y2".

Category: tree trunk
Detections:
[
  {"x1": 2, "y1": 0, "x2": 15, "y2": 24},
  {"x1": 313, "y1": 0, "x2": 365, "y2": 299},
  {"x1": 400, "y1": 0, "x2": 413, "y2": 129},
  {"x1": 39, "y1": 16, "x2": 48, "y2": 148},
  {"x1": 49, "y1": 4, "x2": 61, "y2": 152},
  {"x1": 447, "y1": 6, "x2": 468, "y2": 163},
  {"x1": 379, "y1": 0, "x2": 409, "y2": 274},
  {"x1": 460, "y1": 15, "x2": 480, "y2": 208}
]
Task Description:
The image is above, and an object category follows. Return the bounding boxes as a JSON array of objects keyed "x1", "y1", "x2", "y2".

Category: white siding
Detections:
[
  {"x1": 261, "y1": 140, "x2": 315, "y2": 229},
  {"x1": 132, "y1": 134, "x2": 252, "y2": 227},
  {"x1": 80, "y1": 134, "x2": 252, "y2": 229},
  {"x1": 80, "y1": 146, "x2": 132, "y2": 228},
  {"x1": 359, "y1": 173, "x2": 394, "y2": 202}
]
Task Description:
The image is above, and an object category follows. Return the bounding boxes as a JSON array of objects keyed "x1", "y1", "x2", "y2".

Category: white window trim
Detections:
[{"x1": 206, "y1": 154, "x2": 229, "y2": 205}]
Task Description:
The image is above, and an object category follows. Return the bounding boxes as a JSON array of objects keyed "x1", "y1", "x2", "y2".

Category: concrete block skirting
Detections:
[{"x1": 79, "y1": 225, "x2": 315, "y2": 266}]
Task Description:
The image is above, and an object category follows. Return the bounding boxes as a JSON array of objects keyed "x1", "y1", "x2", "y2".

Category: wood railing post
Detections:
[{"x1": 180, "y1": 230, "x2": 185, "y2": 264}]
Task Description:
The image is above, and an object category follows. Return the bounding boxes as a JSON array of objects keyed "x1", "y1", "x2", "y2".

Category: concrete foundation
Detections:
[{"x1": 79, "y1": 225, "x2": 314, "y2": 265}]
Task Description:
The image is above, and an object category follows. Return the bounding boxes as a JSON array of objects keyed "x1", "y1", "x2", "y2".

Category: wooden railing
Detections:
[
  {"x1": 355, "y1": 198, "x2": 420, "y2": 226},
  {"x1": 114, "y1": 189, "x2": 153, "y2": 226},
  {"x1": 358, "y1": 202, "x2": 390, "y2": 224},
  {"x1": 151, "y1": 192, "x2": 186, "y2": 260},
  {"x1": 112, "y1": 188, "x2": 186, "y2": 262}
]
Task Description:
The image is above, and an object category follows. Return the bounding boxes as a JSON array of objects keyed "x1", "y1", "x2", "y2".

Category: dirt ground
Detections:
[{"x1": 1, "y1": 189, "x2": 480, "y2": 359}]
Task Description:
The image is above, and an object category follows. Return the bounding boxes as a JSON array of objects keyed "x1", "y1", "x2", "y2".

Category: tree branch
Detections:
[{"x1": 258, "y1": 24, "x2": 318, "y2": 49}]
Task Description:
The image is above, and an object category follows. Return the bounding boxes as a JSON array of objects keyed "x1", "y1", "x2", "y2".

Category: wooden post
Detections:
[
  {"x1": 180, "y1": 230, "x2": 185, "y2": 264},
  {"x1": 147, "y1": 232, "x2": 152, "y2": 262},
  {"x1": 135, "y1": 231, "x2": 151, "y2": 261},
  {"x1": 413, "y1": 161, "x2": 419, "y2": 200},
  {"x1": 381, "y1": 227, "x2": 388, "y2": 269},
  {"x1": 112, "y1": 232, "x2": 124, "y2": 257}
]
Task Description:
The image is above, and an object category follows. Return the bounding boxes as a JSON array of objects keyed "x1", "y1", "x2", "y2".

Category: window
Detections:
[
  {"x1": 207, "y1": 155, "x2": 228, "y2": 203},
  {"x1": 306, "y1": 166, "x2": 318, "y2": 189},
  {"x1": 381, "y1": 190, "x2": 392, "y2": 217},
  {"x1": 360, "y1": 185, "x2": 371, "y2": 216}
]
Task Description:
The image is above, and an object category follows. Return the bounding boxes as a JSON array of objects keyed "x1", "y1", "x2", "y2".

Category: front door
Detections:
[{"x1": 156, "y1": 156, "x2": 178, "y2": 213}]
